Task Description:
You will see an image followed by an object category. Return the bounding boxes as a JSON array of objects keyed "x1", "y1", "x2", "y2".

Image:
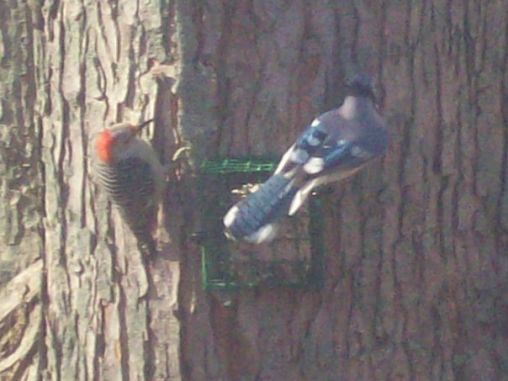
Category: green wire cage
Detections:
[{"x1": 197, "y1": 158, "x2": 325, "y2": 290}]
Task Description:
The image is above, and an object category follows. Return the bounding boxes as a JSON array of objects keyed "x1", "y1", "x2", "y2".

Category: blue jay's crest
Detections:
[
  {"x1": 223, "y1": 73, "x2": 388, "y2": 244},
  {"x1": 345, "y1": 73, "x2": 376, "y2": 102}
]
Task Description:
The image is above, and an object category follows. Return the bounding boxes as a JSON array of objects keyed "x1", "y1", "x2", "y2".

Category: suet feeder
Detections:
[{"x1": 197, "y1": 158, "x2": 325, "y2": 290}]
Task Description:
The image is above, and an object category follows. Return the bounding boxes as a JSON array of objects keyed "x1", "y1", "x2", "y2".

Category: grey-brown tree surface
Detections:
[{"x1": 0, "y1": 1, "x2": 507, "y2": 380}]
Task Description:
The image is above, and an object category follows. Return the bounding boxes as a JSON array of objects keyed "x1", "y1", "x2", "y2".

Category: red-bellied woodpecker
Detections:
[{"x1": 93, "y1": 119, "x2": 165, "y2": 255}]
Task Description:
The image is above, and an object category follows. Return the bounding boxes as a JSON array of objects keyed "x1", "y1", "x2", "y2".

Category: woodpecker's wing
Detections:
[{"x1": 95, "y1": 157, "x2": 159, "y2": 248}]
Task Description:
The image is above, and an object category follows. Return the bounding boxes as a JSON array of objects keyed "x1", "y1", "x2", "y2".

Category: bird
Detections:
[
  {"x1": 223, "y1": 74, "x2": 389, "y2": 244},
  {"x1": 92, "y1": 119, "x2": 165, "y2": 255}
]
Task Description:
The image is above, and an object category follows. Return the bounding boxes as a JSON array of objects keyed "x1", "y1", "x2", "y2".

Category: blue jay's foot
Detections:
[{"x1": 230, "y1": 183, "x2": 261, "y2": 197}]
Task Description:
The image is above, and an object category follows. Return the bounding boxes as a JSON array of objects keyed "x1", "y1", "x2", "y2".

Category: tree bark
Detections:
[{"x1": 0, "y1": 0, "x2": 507, "y2": 380}]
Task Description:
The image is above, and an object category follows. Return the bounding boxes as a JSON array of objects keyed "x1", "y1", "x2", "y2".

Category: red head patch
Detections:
[{"x1": 95, "y1": 130, "x2": 114, "y2": 163}]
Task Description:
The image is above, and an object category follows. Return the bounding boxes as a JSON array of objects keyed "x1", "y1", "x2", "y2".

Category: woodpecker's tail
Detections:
[
  {"x1": 223, "y1": 174, "x2": 298, "y2": 244},
  {"x1": 120, "y1": 209, "x2": 158, "y2": 256}
]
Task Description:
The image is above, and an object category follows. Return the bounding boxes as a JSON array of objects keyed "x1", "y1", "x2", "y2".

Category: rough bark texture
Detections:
[{"x1": 0, "y1": 0, "x2": 507, "y2": 380}]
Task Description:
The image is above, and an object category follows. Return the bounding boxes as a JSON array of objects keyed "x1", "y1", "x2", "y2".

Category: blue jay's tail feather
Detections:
[{"x1": 223, "y1": 174, "x2": 298, "y2": 244}]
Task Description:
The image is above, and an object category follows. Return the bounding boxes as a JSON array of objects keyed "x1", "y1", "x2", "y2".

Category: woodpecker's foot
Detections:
[{"x1": 148, "y1": 59, "x2": 176, "y2": 81}]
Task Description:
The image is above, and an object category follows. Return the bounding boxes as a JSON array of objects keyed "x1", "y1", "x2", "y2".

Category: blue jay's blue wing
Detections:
[
  {"x1": 301, "y1": 139, "x2": 374, "y2": 176},
  {"x1": 286, "y1": 139, "x2": 376, "y2": 215},
  {"x1": 275, "y1": 118, "x2": 329, "y2": 175}
]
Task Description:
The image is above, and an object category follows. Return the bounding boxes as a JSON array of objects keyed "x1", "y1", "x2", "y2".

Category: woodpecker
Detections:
[
  {"x1": 93, "y1": 119, "x2": 165, "y2": 255},
  {"x1": 223, "y1": 74, "x2": 389, "y2": 244}
]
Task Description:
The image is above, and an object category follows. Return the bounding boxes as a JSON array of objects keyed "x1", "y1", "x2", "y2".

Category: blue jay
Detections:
[{"x1": 223, "y1": 74, "x2": 389, "y2": 244}]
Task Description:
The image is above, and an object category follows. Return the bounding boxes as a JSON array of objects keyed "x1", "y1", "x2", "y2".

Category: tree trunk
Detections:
[{"x1": 1, "y1": 0, "x2": 507, "y2": 380}]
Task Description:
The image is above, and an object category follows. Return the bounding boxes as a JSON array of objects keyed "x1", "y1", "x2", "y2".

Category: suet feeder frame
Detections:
[{"x1": 197, "y1": 158, "x2": 325, "y2": 290}]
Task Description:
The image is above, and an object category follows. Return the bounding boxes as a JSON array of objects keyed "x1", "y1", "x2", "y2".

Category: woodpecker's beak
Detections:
[{"x1": 136, "y1": 119, "x2": 155, "y2": 132}]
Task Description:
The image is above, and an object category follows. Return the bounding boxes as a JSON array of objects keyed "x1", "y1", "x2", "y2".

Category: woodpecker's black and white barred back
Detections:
[
  {"x1": 223, "y1": 73, "x2": 389, "y2": 244},
  {"x1": 93, "y1": 121, "x2": 165, "y2": 255}
]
